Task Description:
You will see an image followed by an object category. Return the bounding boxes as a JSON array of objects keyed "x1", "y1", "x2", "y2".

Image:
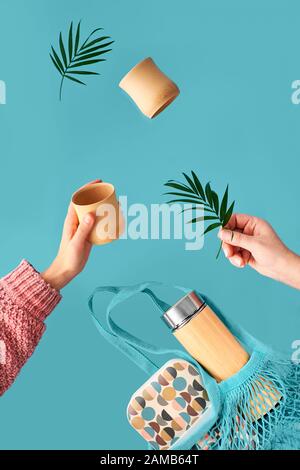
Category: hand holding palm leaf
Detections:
[
  {"x1": 164, "y1": 171, "x2": 235, "y2": 258},
  {"x1": 50, "y1": 21, "x2": 114, "y2": 100}
]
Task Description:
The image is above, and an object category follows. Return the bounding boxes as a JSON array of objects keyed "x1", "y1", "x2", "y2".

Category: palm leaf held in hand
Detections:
[
  {"x1": 164, "y1": 171, "x2": 235, "y2": 259},
  {"x1": 50, "y1": 21, "x2": 114, "y2": 100}
]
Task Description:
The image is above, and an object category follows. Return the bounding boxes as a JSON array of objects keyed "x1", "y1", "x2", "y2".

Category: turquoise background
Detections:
[{"x1": 1, "y1": 0, "x2": 300, "y2": 450}]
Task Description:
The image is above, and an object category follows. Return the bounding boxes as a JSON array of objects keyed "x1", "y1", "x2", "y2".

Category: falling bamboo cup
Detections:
[
  {"x1": 163, "y1": 291, "x2": 281, "y2": 419},
  {"x1": 72, "y1": 182, "x2": 124, "y2": 245},
  {"x1": 119, "y1": 57, "x2": 180, "y2": 118}
]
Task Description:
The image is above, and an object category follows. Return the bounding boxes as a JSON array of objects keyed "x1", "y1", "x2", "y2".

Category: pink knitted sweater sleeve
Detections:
[{"x1": 0, "y1": 260, "x2": 61, "y2": 396}]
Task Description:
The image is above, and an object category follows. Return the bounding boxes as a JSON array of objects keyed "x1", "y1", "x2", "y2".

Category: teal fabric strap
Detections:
[
  {"x1": 88, "y1": 285, "x2": 158, "y2": 375},
  {"x1": 88, "y1": 282, "x2": 192, "y2": 375}
]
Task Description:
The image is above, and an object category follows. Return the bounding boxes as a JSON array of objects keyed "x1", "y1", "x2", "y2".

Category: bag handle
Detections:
[
  {"x1": 106, "y1": 282, "x2": 192, "y2": 354},
  {"x1": 88, "y1": 282, "x2": 197, "y2": 375},
  {"x1": 89, "y1": 285, "x2": 158, "y2": 375}
]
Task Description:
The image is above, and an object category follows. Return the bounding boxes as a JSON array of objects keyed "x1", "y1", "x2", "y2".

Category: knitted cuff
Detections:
[{"x1": 0, "y1": 260, "x2": 62, "y2": 322}]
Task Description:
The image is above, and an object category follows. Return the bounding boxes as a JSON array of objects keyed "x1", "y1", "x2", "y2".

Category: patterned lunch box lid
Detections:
[{"x1": 127, "y1": 359, "x2": 211, "y2": 450}]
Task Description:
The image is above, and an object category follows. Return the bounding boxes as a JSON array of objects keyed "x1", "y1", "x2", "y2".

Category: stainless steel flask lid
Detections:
[{"x1": 162, "y1": 291, "x2": 206, "y2": 330}]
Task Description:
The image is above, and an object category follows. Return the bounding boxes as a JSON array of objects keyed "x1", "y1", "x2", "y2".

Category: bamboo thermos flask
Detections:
[
  {"x1": 162, "y1": 292, "x2": 281, "y2": 419},
  {"x1": 163, "y1": 291, "x2": 249, "y2": 382}
]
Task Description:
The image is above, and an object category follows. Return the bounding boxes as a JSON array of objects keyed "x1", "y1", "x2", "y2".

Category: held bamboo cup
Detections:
[
  {"x1": 72, "y1": 182, "x2": 124, "y2": 245},
  {"x1": 119, "y1": 57, "x2": 180, "y2": 118},
  {"x1": 163, "y1": 291, "x2": 281, "y2": 419}
]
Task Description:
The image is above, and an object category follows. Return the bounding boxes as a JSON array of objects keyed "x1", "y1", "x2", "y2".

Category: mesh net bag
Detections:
[
  {"x1": 89, "y1": 282, "x2": 300, "y2": 450},
  {"x1": 197, "y1": 350, "x2": 300, "y2": 450}
]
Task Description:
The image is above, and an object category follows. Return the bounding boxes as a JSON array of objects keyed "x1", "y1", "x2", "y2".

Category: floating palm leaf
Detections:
[
  {"x1": 164, "y1": 171, "x2": 235, "y2": 258},
  {"x1": 50, "y1": 21, "x2": 114, "y2": 100}
]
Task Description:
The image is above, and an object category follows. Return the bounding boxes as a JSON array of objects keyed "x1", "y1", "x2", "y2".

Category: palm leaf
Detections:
[
  {"x1": 50, "y1": 21, "x2": 113, "y2": 100},
  {"x1": 81, "y1": 35, "x2": 110, "y2": 50},
  {"x1": 67, "y1": 70, "x2": 99, "y2": 76},
  {"x1": 77, "y1": 41, "x2": 114, "y2": 56},
  {"x1": 167, "y1": 179, "x2": 192, "y2": 189},
  {"x1": 167, "y1": 198, "x2": 208, "y2": 205},
  {"x1": 191, "y1": 171, "x2": 206, "y2": 200},
  {"x1": 183, "y1": 172, "x2": 199, "y2": 194},
  {"x1": 74, "y1": 21, "x2": 81, "y2": 54},
  {"x1": 81, "y1": 28, "x2": 103, "y2": 49},
  {"x1": 165, "y1": 192, "x2": 210, "y2": 208},
  {"x1": 68, "y1": 22, "x2": 73, "y2": 62},
  {"x1": 50, "y1": 53, "x2": 63, "y2": 75},
  {"x1": 65, "y1": 75, "x2": 86, "y2": 85},
  {"x1": 181, "y1": 206, "x2": 216, "y2": 214},
  {"x1": 51, "y1": 47, "x2": 64, "y2": 73},
  {"x1": 223, "y1": 201, "x2": 235, "y2": 227},
  {"x1": 205, "y1": 182, "x2": 213, "y2": 207},
  {"x1": 68, "y1": 59, "x2": 105, "y2": 68},
  {"x1": 59, "y1": 32, "x2": 68, "y2": 68},
  {"x1": 164, "y1": 191, "x2": 203, "y2": 201},
  {"x1": 203, "y1": 222, "x2": 222, "y2": 236},
  {"x1": 220, "y1": 185, "x2": 229, "y2": 221},
  {"x1": 211, "y1": 191, "x2": 219, "y2": 215},
  {"x1": 73, "y1": 49, "x2": 111, "y2": 62},
  {"x1": 188, "y1": 215, "x2": 219, "y2": 224},
  {"x1": 164, "y1": 182, "x2": 194, "y2": 194},
  {"x1": 164, "y1": 171, "x2": 235, "y2": 259},
  {"x1": 180, "y1": 206, "x2": 199, "y2": 214}
]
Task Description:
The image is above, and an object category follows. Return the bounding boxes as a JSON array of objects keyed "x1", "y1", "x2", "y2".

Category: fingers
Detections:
[
  {"x1": 224, "y1": 213, "x2": 257, "y2": 232},
  {"x1": 62, "y1": 179, "x2": 102, "y2": 243},
  {"x1": 220, "y1": 213, "x2": 258, "y2": 265},
  {"x1": 222, "y1": 239, "x2": 249, "y2": 267},
  {"x1": 62, "y1": 203, "x2": 79, "y2": 243},
  {"x1": 218, "y1": 228, "x2": 254, "y2": 251},
  {"x1": 241, "y1": 248, "x2": 251, "y2": 265},
  {"x1": 229, "y1": 253, "x2": 244, "y2": 268},
  {"x1": 222, "y1": 241, "x2": 234, "y2": 258},
  {"x1": 220, "y1": 213, "x2": 266, "y2": 270},
  {"x1": 71, "y1": 212, "x2": 95, "y2": 248}
]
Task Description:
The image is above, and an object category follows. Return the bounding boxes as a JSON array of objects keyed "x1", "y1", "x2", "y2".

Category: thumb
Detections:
[
  {"x1": 72, "y1": 213, "x2": 95, "y2": 247},
  {"x1": 218, "y1": 228, "x2": 254, "y2": 251}
]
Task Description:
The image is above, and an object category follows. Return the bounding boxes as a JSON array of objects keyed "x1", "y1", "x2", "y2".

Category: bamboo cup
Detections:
[
  {"x1": 163, "y1": 291, "x2": 281, "y2": 419},
  {"x1": 119, "y1": 57, "x2": 180, "y2": 118},
  {"x1": 72, "y1": 182, "x2": 124, "y2": 245}
]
